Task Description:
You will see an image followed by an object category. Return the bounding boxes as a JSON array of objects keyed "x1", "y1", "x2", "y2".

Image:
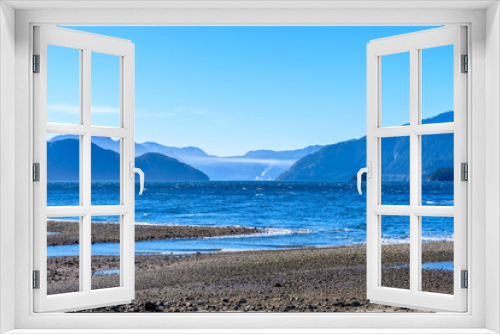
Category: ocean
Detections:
[{"x1": 47, "y1": 181, "x2": 454, "y2": 256}]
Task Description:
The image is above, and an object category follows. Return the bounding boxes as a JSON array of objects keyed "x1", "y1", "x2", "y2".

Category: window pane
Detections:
[
  {"x1": 47, "y1": 45, "x2": 81, "y2": 124},
  {"x1": 421, "y1": 216, "x2": 454, "y2": 295},
  {"x1": 47, "y1": 133, "x2": 80, "y2": 206},
  {"x1": 422, "y1": 133, "x2": 454, "y2": 206},
  {"x1": 47, "y1": 216, "x2": 80, "y2": 295},
  {"x1": 91, "y1": 52, "x2": 121, "y2": 127},
  {"x1": 381, "y1": 215, "x2": 410, "y2": 290},
  {"x1": 381, "y1": 52, "x2": 410, "y2": 128},
  {"x1": 421, "y1": 45, "x2": 454, "y2": 123},
  {"x1": 91, "y1": 215, "x2": 121, "y2": 290},
  {"x1": 381, "y1": 136, "x2": 410, "y2": 205},
  {"x1": 91, "y1": 137, "x2": 121, "y2": 205}
]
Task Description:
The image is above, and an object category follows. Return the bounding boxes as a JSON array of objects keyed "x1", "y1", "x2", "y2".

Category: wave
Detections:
[
  {"x1": 381, "y1": 238, "x2": 410, "y2": 245},
  {"x1": 134, "y1": 222, "x2": 171, "y2": 226},
  {"x1": 422, "y1": 236, "x2": 454, "y2": 242},
  {"x1": 47, "y1": 218, "x2": 79, "y2": 222},
  {"x1": 134, "y1": 222, "x2": 313, "y2": 238},
  {"x1": 331, "y1": 228, "x2": 359, "y2": 232},
  {"x1": 425, "y1": 200, "x2": 454, "y2": 205},
  {"x1": 382, "y1": 235, "x2": 453, "y2": 244},
  {"x1": 197, "y1": 227, "x2": 313, "y2": 240}
]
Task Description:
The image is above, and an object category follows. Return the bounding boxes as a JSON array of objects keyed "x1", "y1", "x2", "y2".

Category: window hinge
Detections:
[
  {"x1": 33, "y1": 54, "x2": 40, "y2": 73},
  {"x1": 461, "y1": 270, "x2": 468, "y2": 289},
  {"x1": 461, "y1": 54, "x2": 468, "y2": 73},
  {"x1": 33, "y1": 270, "x2": 40, "y2": 289},
  {"x1": 461, "y1": 162, "x2": 468, "y2": 182},
  {"x1": 33, "y1": 163, "x2": 40, "y2": 182}
]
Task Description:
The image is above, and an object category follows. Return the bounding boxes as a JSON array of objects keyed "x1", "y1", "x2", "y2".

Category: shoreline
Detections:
[
  {"x1": 47, "y1": 219, "x2": 264, "y2": 246},
  {"x1": 46, "y1": 243, "x2": 454, "y2": 313},
  {"x1": 48, "y1": 220, "x2": 453, "y2": 259}
]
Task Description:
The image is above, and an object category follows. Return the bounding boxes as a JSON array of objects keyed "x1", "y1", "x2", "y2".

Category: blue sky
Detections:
[{"x1": 48, "y1": 26, "x2": 453, "y2": 156}]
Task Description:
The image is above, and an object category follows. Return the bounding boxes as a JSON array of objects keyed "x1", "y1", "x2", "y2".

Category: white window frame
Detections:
[
  {"x1": 366, "y1": 26, "x2": 468, "y2": 312},
  {"x1": 33, "y1": 25, "x2": 136, "y2": 312},
  {"x1": 1, "y1": 1, "x2": 499, "y2": 334}
]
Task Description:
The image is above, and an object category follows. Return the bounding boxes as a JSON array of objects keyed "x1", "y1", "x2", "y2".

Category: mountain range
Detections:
[
  {"x1": 181, "y1": 145, "x2": 323, "y2": 181},
  {"x1": 47, "y1": 139, "x2": 209, "y2": 182},
  {"x1": 277, "y1": 111, "x2": 454, "y2": 181},
  {"x1": 47, "y1": 111, "x2": 454, "y2": 182},
  {"x1": 48, "y1": 135, "x2": 323, "y2": 181},
  {"x1": 49, "y1": 135, "x2": 211, "y2": 160}
]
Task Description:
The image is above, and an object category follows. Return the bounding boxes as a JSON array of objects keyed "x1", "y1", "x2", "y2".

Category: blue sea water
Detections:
[{"x1": 47, "y1": 181, "x2": 454, "y2": 256}]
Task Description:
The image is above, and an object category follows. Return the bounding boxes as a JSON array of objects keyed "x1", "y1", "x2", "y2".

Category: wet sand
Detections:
[{"x1": 47, "y1": 239, "x2": 454, "y2": 313}]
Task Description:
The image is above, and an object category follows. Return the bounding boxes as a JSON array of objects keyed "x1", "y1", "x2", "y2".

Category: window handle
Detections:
[
  {"x1": 129, "y1": 162, "x2": 145, "y2": 195},
  {"x1": 357, "y1": 162, "x2": 371, "y2": 195}
]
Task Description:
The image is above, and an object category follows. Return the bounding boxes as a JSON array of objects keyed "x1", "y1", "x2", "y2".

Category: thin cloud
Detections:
[
  {"x1": 188, "y1": 157, "x2": 296, "y2": 165},
  {"x1": 172, "y1": 107, "x2": 209, "y2": 116},
  {"x1": 47, "y1": 104, "x2": 120, "y2": 114},
  {"x1": 47, "y1": 104, "x2": 79, "y2": 114},
  {"x1": 136, "y1": 108, "x2": 210, "y2": 118},
  {"x1": 47, "y1": 105, "x2": 210, "y2": 118},
  {"x1": 136, "y1": 112, "x2": 179, "y2": 118},
  {"x1": 92, "y1": 106, "x2": 120, "y2": 114}
]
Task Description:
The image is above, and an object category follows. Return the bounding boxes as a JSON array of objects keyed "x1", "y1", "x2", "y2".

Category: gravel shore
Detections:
[
  {"x1": 47, "y1": 241, "x2": 454, "y2": 313},
  {"x1": 47, "y1": 219, "x2": 263, "y2": 245}
]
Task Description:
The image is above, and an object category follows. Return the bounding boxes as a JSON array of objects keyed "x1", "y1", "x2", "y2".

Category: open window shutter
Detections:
[
  {"x1": 33, "y1": 26, "x2": 136, "y2": 312},
  {"x1": 365, "y1": 26, "x2": 467, "y2": 312}
]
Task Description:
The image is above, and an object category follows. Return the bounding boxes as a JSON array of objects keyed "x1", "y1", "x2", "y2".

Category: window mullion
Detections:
[
  {"x1": 409, "y1": 47, "x2": 420, "y2": 294},
  {"x1": 122, "y1": 51, "x2": 135, "y2": 293},
  {"x1": 366, "y1": 50, "x2": 380, "y2": 294},
  {"x1": 416, "y1": 48, "x2": 424, "y2": 293},
  {"x1": 81, "y1": 47, "x2": 92, "y2": 293}
]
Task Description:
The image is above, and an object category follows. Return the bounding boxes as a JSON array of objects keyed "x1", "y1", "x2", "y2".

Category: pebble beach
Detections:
[{"x1": 46, "y1": 222, "x2": 454, "y2": 313}]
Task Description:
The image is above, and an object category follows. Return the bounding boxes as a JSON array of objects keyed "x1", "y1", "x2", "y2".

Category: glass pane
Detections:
[
  {"x1": 47, "y1": 133, "x2": 80, "y2": 206},
  {"x1": 91, "y1": 215, "x2": 121, "y2": 290},
  {"x1": 421, "y1": 133, "x2": 454, "y2": 206},
  {"x1": 47, "y1": 216, "x2": 80, "y2": 295},
  {"x1": 421, "y1": 216, "x2": 454, "y2": 295},
  {"x1": 47, "y1": 45, "x2": 81, "y2": 124},
  {"x1": 91, "y1": 52, "x2": 121, "y2": 127},
  {"x1": 381, "y1": 136, "x2": 410, "y2": 205},
  {"x1": 381, "y1": 52, "x2": 410, "y2": 128},
  {"x1": 381, "y1": 215, "x2": 410, "y2": 290},
  {"x1": 91, "y1": 136, "x2": 121, "y2": 205},
  {"x1": 421, "y1": 45, "x2": 454, "y2": 123}
]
